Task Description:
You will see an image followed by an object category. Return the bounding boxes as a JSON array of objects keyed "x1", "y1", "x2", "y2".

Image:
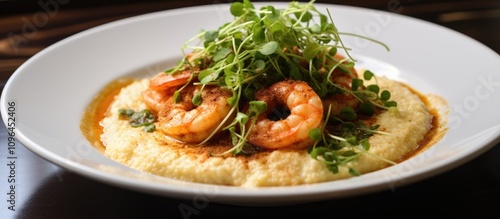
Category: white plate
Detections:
[{"x1": 2, "y1": 2, "x2": 500, "y2": 206}]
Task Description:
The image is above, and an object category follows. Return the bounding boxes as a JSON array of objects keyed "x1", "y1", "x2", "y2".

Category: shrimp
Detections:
[
  {"x1": 149, "y1": 68, "x2": 196, "y2": 90},
  {"x1": 141, "y1": 89, "x2": 172, "y2": 113},
  {"x1": 141, "y1": 68, "x2": 196, "y2": 112},
  {"x1": 157, "y1": 85, "x2": 233, "y2": 143},
  {"x1": 148, "y1": 51, "x2": 203, "y2": 91},
  {"x1": 247, "y1": 80, "x2": 323, "y2": 150}
]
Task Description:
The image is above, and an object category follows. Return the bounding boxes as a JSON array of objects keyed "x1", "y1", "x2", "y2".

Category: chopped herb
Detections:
[{"x1": 119, "y1": 109, "x2": 156, "y2": 132}]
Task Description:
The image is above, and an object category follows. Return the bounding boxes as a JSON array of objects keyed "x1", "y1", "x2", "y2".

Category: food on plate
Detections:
[{"x1": 82, "y1": 0, "x2": 446, "y2": 187}]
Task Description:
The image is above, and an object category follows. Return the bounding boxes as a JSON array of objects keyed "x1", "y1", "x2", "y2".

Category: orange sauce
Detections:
[
  {"x1": 400, "y1": 84, "x2": 448, "y2": 161},
  {"x1": 80, "y1": 79, "x2": 135, "y2": 152}
]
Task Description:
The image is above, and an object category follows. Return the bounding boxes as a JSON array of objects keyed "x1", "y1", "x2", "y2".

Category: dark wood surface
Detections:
[{"x1": 1, "y1": 0, "x2": 500, "y2": 218}]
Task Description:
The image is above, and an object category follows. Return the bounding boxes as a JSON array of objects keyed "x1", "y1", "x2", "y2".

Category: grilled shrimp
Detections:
[
  {"x1": 248, "y1": 80, "x2": 323, "y2": 150},
  {"x1": 157, "y1": 85, "x2": 233, "y2": 143},
  {"x1": 141, "y1": 69, "x2": 195, "y2": 112},
  {"x1": 149, "y1": 68, "x2": 196, "y2": 91},
  {"x1": 141, "y1": 89, "x2": 172, "y2": 113}
]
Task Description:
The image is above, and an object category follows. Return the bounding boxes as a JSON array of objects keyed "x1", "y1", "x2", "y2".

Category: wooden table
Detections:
[{"x1": 1, "y1": 1, "x2": 500, "y2": 218}]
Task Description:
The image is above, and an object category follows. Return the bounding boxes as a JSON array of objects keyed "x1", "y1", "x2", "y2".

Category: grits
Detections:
[{"x1": 100, "y1": 77, "x2": 433, "y2": 187}]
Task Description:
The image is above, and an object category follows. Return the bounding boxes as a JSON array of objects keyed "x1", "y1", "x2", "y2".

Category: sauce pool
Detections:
[
  {"x1": 80, "y1": 78, "x2": 135, "y2": 153},
  {"x1": 400, "y1": 84, "x2": 448, "y2": 161}
]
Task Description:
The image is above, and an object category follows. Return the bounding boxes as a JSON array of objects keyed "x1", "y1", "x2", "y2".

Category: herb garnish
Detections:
[
  {"x1": 308, "y1": 104, "x2": 397, "y2": 174},
  {"x1": 150, "y1": 0, "x2": 397, "y2": 173},
  {"x1": 119, "y1": 109, "x2": 156, "y2": 132}
]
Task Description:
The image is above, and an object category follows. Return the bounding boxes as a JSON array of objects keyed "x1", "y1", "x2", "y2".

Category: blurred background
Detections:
[{"x1": 1, "y1": 0, "x2": 500, "y2": 83}]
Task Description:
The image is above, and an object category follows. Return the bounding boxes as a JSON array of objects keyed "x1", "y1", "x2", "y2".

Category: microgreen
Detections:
[
  {"x1": 308, "y1": 105, "x2": 396, "y2": 175},
  {"x1": 161, "y1": 0, "x2": 397, "y2": 172}
]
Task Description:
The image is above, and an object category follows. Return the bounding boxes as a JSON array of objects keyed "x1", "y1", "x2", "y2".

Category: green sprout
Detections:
[{"x1": 155, "y1": 0, "x2": 396, "y2": 173}]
